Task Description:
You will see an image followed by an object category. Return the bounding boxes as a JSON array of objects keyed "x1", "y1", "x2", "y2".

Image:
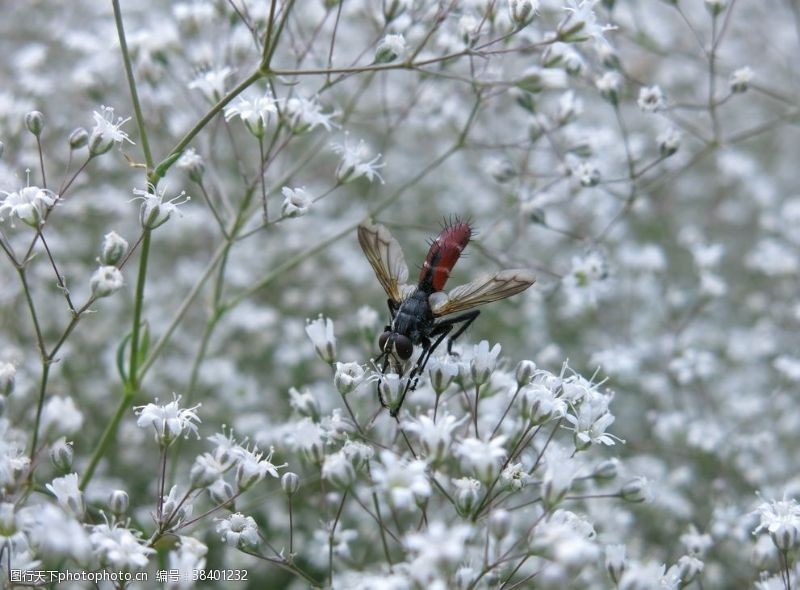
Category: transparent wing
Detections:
[
  {"x1": 357, "y1": 219, "x2": 410, "y2": 303},
  {"x1": 430, "y1": 269, "x2": 536, "y2": 316}
]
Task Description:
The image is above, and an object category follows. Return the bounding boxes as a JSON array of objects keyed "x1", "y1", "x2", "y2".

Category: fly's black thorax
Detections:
[{"x1": 392, "y1": 288, "x2": 434, "y2": 344}]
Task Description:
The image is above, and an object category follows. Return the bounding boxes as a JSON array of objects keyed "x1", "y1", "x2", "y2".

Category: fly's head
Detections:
[{"x1": 378, "y1": 330, "x2": 413, "y2": 361}]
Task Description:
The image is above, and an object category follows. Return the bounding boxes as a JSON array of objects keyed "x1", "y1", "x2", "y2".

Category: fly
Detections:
[{"x1": 358, "y1": 218, "x2": 536, "y2": 417}]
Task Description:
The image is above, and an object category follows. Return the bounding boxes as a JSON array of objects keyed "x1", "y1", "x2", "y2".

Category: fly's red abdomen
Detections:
[{"x1": 419, "y1": 221, "x2": 472, "y2": 292}]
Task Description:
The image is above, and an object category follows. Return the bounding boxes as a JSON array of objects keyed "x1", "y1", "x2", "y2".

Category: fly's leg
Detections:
[
  {"x1": 441, "y1": 310, "x2": 480, "y2": 355},
  {"x1": 390, "y1": 337, "x2": 432, "y2": 418},
  {"x1": 376, "y1": 299, "x2": 400, "y2": 410}
]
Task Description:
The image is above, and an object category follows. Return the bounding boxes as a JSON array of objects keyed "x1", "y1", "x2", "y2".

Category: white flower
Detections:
[
  {"x1": 730, "y1": 66, "x2": 753, "y2": 93},
  {"x1": 571, "y1": 159, "x2": 601, "y2": 187},
  {"x1": 89, "y1": 522, "x2": 155, "y2": 570},
  {"x1": 331, "y1": 135, "x2": 385, "y2": 184},
  {"x1": 45, "y1": 473, "x2": 84, "y2": 517},
  {"x1": 402, "y1": 410, "x2": 467, "y2": 464},
  {"x1": 596, "y1": 71, "x2": 622, "y2": 103},
  {"x1": 40, "y1": 396, "x2": 84, "y2": 436},
  {"x1": 334, "y1": 362, "x2": 366, "y2": 395},
  {"x1": 561, "y1": 0, "x2": 616, "y2": 46},
  {"x1": 470, "y1": 341, "x2": 501, "y2": 385},
  {"x1": 618, "y1": 561, "x2": 674, "y2": 590},
  {"x1": 0, "y1": 186, "x2": 57, "y2": 227},
  {"x1": 378, "y1": 373, "x2": 409, "y2": 414},
  {"x1": 190, "y1": 452, "x2": 228, "y2": 489},
  {"x1": 371, "y1": 451, "x2": 431, "y2": 509},
  {"x1": 235, "y1": 445, "x2": 286, "y2": 490},
  {"x1": 162, "y1": 485, "x2": 193, "y2": 525},
  {"x1": 305, "y1": 314, "x2": 336, "y2": 363},
  {"x1": 606, "y1": 543, "x2": 627, "y2": 583},
  {"x1": 217, "y1": 512, "x2": 259, "y2": 549},
  {"x1": 224, "y1": 91, "x2": 279, "y2": 137},
  {"x1": 133, "y1": 183, "x2": 191, "y2": 229},
  {"x1": 564, "y1": 390, "x2": 619, "y2": 449},
  {"x1": 404, "y1": 521, "x2": 473, "y2": 583},
  {"x1": 135, "y1": 394, "x2": 201, "y2": 446},
  {"x1": 100, "y1": 231, "x2": 129, "y2": 266},
  {"x1": 455, "y1": 436, "x2": 507, "y2": 482},
  {"x1": 637, "y1": 85, "x2": 666, "y2": 112},
  {"x1": 501, "y1": 462, "x2": 532, "y2": 490},
  {"x1": 754, "y1": 497, "x2": 800, "y2": 551},
  {"x1": 427, "y1": 355, "x2": 460, "y2": 394},
  {"x1": 18, "y1": 503, "x2": 91, "y2": 563},
  {"x1": 280, "y1": 186, "x2": 312, "y2": 218},
  {"x1": 88, "y1": 106, "x2": 134, "y2": 155},
  {"x1": 322, "y1": 450, "x2": 356, "y2": 489},
  {"x1": 0, "y1": 362, "x2": 15, "y2": 395},
  {"x1": 541, "y1": 445, "x2": 582, "y2": 506},
  {"x1": 375, "y1": 34, "x2": 406, "y2": 63},
  {"x1": 177, "y1": 147, "x2": 205, "y2": 182},
  {"x1": 188, "y1": 66, "x2": 233, "y2": 103},
  {"x1": 519, "y1": 382, "x2": 567, "y2": 424},
  {"x1": 90, "y1": 265, "x2": 124, "y2": 298},
  {"x1": 168, "y1": 537, "x2": 207, "y2": 590},
  {"x1": 658, "y1": 126, "x2": 681, "y2": 157},
  {"x1": 284, "y1": 96, "x2": 336, "y2": 133},
  {"x1": 530, "y1": 509, "x2": 599, "y2": 566}
]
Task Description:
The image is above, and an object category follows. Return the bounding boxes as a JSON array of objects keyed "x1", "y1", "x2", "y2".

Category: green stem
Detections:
[
  {"x1": 128, "y1": 230, "x2": 152, "y2": 388},
  {"x1": 80, "y1": 386, "x2": 135, "y2": 490}
]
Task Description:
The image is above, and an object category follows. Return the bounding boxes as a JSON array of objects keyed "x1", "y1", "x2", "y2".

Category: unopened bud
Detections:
[
  {"x1": 0, "y1": 362, "x2": 15, "y2": 396},
  {"x1": 508, "y1": 0, "x2": 538, "y2": 27},
  {"x1": 50, "y1": 438, "x2": 74, "y2": 472},
  {"x1": 209, "y1": 479, "x2": 236, "y2": 507},
  {"x1": 100, "y1": 231, "x2": 129, "y2": 266},
  {"x1": 515, "y1": 360, "x2": 536, "y2": 385},
  {"x1": 592, "y1": 458, "x2": 619, "y2": 480},
  {"x1": 90, "y1": 266, "x2": 124, "y2": 298},
  {"x1": 605, "y1": 544, "x2": 627, "y2": 583},
  {"x1": 620, "y1": 477, "x2": 653, "y2": 503},
  {"x1": 109, "y1": 489, "x2": 129, "y2": 516},
  {"x1": 281, "y1": 472, "x2": 300, "y2": 495},
  {"x1": 455, "y1": 482, "x2": 481, "y2": 517},
  {"x1": 25, "y1": 111, "x2": 44, "y2": 136},
  {"x1": 69, "y1": 127, "x2": 89, "y2": 150},
  {"x1": 374, "y1": 34, "x2": 405, "y2": 64},
  {"x1": 489, "y1": 509, "x2": 511, "y2": 538}
]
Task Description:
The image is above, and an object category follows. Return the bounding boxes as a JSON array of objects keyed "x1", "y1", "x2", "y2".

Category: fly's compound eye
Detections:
[
  {"x1": 378, "y1": 331, "x2": 391, "y2": 353},
  {"x1": 394, "y1": 335, "x2": 413, "y2": 360}
]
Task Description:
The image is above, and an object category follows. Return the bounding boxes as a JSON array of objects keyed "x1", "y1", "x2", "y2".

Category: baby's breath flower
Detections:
[
  {"x1": 162, "y1": 485, "x2": 193, "y2": 525},
  {"x1": 208, "y1": 478, "x2": 235, "y2": 506},
  {"x1": 288, "y1": 387, "x2": 320, "y2": 421},
  {"x1": 637, "y1": 85, "x2": 666, "y2": 112},
  {"x1": 89, "y1": 521, "x2": 155, "y2": 570},
  {"x1": 571, "y1": 159, "x2": 601, "y2": 187},
  {"x1": 453, "y1": 477, "x2": 482, "y2": 516},
  {"x1": 41, "y1": 396, "x2": 83, "y2": 437},
  {"x1": 501, "y1": 462, "x2": 532, "y2": 490},
  {"x1": 606, "y1": 543, "x2": 627, "y2": 583},
  {"x1": 46, "y1": 473, "x2": 84, "y2": 517},
  {"x1": 217, "y1": 512, "x2": 259, "y2": 549},
  {"x1": 596, "y1": 71, "x2": 622, "y2": 104},
  {"x1": 560, "y1": 0, "x2": 616, "y2": 46},
  {"x1": 334, "y1": 362, "x2": 365, "y2": 395},
  {"x1": 190, "y1": 452, "x2": 228, "y2": 489},
  {"x1": 427, "y1": 355, "x2": 460, "y2": 394},
  {"x1": 377, "y1": 373, "x2": 408, "y2": 414},
  {"x1": 519, "y1": 382, "x2": 567, "y2": 424},
  {"x1": 565, "y1": 391, "x2": 619, "y2": 450},
  {"x1": 224, "y1": 91, "x2": 279, "y2": 138},
  {"x1": 541, "y1": 446, "x2": 581, "y2": 507},
  {"x1": 281, "y1": 472, "x2": 300, "y2": 495},
  {"x1": 168, "y1": 536, "x2": 208, "y2": 588},
  {"x1": 455, "y1": 435, "x2": 507, "y2": 483},
  {"x1": 24, "y1": 110, "x2": 44, "y2": 136},
  {"x1": 188, "y1": 66, "x2": 233, "y2": 103},
  {"x1": 322, "y1": 450, "x2": 356, "y2": 489},
  {"x1": 375, "y1": 34, "x2": 406, "y2": 63},
  {"x1": 69, "y1": 127, "x2": 89, "y2": 149},
  {"x1": 371, "y1": 451, "x2": 431, "y2": 509},
  {"x1": 402, "y1": 410, "x2": 467, "y2": 464},
  {"x1": 235, "y1": 445, "x2": 286, "y2": 490},
  {"x1": 305, "y1": 314, "x2": 337, "y2": 363},
  {"x1": 90, "y1": 265, "x2": 124, "y2": 298},
  {"x1": 283, "y1": 95, "x2": 336, "y2": 133},
  {"x1": 730, "y1": 66, "x2": 753, "y2": 93},
  {"x1": 135, "y1": 394, "x2": 201, "y2": 447},
  {"x1": 0, "y1": 186, "x2": 57, "y2": 228},
  {"x1": 88, "y1": 106, "x2": 133, "y2": 155},
  {"x1": 177, "y1": 147, "x2": 205, "y2": 183},
  {"x1": 331, "y1": 135, "x2": 385, "y2": 184},
  {"x1": 281, "y1": 186, "x2": 312, "y2": 218},
  {"x1": 470, "y1": 340, "x2": 501, "y2": 385},
  {"x1": 133, "y1": 184, "x2": 191, "y2": 229},
  {"x1": 754, "y1": 497, "x2": 800, "y2": 551},
  {"x1": 658, "y1": 126, "x2": 681, "y2": 157}
]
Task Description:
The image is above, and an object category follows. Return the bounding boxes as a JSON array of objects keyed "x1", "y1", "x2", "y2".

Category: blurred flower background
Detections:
[{"x1": 0, "y1": 0, "x2": 798, "y2": 588}]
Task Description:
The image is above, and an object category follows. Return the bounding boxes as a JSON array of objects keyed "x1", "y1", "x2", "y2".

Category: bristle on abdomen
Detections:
[{"x1": 419, "y1": 221, "x2": 472, "y2": 292}]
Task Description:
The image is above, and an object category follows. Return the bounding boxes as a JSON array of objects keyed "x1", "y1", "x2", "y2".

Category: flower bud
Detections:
[
  {"x1": 592, "y1": 458, "x2": 619, "y2": 480},
  {"x1": 383, "y1": 0, "x2": 407, "y2": 21},
  {"x1": 50, "y1": 437, "x2": 74, "y2": 472},
  {"x1": 100, "y1": 231, "x2": 129, "y2": 266},
  {"x1": 0, "y1": 503, "x2": 16, "y2": 537},
  {"x1": 378, "y1": 373, "x2": 407, "y2": 415},
  {"x1": 209, "y1": 479, "x2": 236, "y2": 507},
  {"x1": 455, "y1": 482, "x2": 481, "y2": 517},
  {"x1": 704, "y1": 0, "x2": 727, "y2": 16},
  {"x1": 620, "y1": 477, "x2": 653, "y2": 503},
  {"x1": 25, "y1": 111, "x2": 44, "y2": 136},
  {"x1": 322, "y1": 452, "x2": 356, "y2": 490},
  {"x1": 673, "y1": 555, "x2": 704, "y2": 585},
  {"x1": 69, "y1": 127, "x2": 89, "y2": 150},
  {"x1": 596, "y1": 72, "x2": 621, "y2": 106},
  {"x1": 508, "y1": 0, "x2": 538, "y2": 27},
  {"x1": 515, "y1": 360, "x2": 536, "y2": 385},
  {"x1": 90, "y1": 266, "x2": 124, "y2": 298},
  {"x1": 281, "y1": 472, "x2": 300, "y2": 495},
  {"x1": 305, "y1": 315, "x2": 336, "y2": 364},
  {"x1": 489, "y1": 509, "x2": 511, "y2": 539},
  {"x1": 374, "y1": 34, "x2": 406, "y2": 64},
  {"x1": 658, "y1": 127, "x2": 681, "y2": 158},
  {"x1": 605, "y1": 544, "x2": 627, "y2": 583},
  {"x1": 88, "y1": 129, "x2": 114, "y2": 156},
  {"x1": 109, "y1": 489, "x2": 129, "y2": 517},
  {"x1": 0, "y1": 141, "x2": 4, "y2": 159},
  {"x1": 0, "y1": 362, "x2": 15, "y2": 396},
  {"x1": 177, "y1": 148, "x2": 205, "y2": 183},
  {"x1": 729, "y1": 66, "x2": 753, "y2": 94}
]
